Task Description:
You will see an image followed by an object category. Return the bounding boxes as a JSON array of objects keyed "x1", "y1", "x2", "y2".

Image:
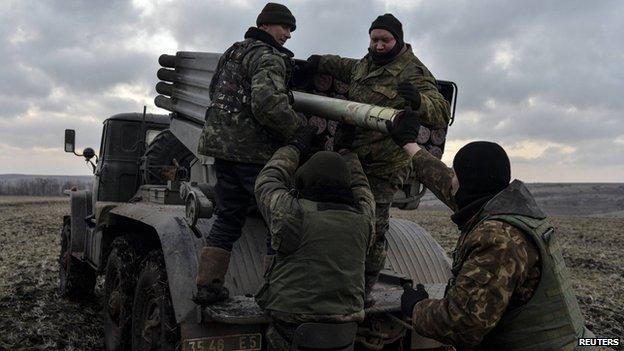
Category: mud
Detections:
[{"x1": 0, "y1": 197, "x2": 621, "y2": 350}]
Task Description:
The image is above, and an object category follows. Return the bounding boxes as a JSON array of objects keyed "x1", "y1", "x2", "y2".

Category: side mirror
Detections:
[{"x1": 64, "y1": 129, "x2": 76, "y2": 153}]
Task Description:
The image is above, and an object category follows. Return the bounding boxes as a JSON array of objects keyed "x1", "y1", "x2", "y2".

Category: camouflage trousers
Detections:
[
  {"x1": 364, "y1": 202, "x2": 390, "y2": 293},
  {"x1": 363, "y1": 170, "x2": 408, "y2": 293}
]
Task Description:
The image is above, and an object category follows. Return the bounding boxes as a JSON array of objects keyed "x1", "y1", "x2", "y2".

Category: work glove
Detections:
[
  {"x1": 333, "y1": 123, "x2": 357, "y2": 152},
  {"x1": 386, "y1": 106, "x2": 421, "y2": 147},
  {"x1": 397, "y1": 82, "x2": 422, "y2": 110},
  {"x1": 400, "y1": 283, "x2": 429, "y2": 318},
  {"x1": 288, "y1": 125, "x2": 318, "y2": 154}
]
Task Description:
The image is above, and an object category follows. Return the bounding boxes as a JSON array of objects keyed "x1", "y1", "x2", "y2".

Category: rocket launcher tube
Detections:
[{"x1": 292, "y1": 91, "x2": 400, "y2": 134}]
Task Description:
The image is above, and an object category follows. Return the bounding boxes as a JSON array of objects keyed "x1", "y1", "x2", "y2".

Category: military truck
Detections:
[{"x1": 60, "y1": 51, "x2": 458, "y2": 351}]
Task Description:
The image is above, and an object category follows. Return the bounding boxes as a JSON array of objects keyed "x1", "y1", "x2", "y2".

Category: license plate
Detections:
[{"x1": 185, "y1": 333, "x2": 262, "y2": 351}]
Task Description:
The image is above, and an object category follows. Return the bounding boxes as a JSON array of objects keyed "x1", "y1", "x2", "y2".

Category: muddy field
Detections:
[{"x1": 0, "y1": 197, "x2": 622, "y2": 350}]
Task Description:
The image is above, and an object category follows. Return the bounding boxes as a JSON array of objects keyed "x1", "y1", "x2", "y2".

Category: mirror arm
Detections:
[{"x1": 88, "y1": 160, "x2": 97, "y2": 174}]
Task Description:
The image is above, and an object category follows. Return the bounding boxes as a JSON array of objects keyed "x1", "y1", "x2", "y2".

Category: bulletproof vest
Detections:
[
  {"x1": 256, "y1": 199, "x2": 372, "y2": 317},
  {"x1": 449, "y1": 180, "x2": 592, "y2": 351},
  {"x1": 209, "y1": 38, "x2": 293, "y2": 114}
]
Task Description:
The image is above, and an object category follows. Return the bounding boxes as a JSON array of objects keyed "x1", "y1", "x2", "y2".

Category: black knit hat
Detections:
[
  {"x1": 256, "y1": 3, "x2": 296, "y2": 31},
  {"x1": 295, "y1": 151, "x2": 350, "y2": 191},
  {"x1": 452, "y1": 141, "x2": 511, "y2": 209},
  {"x1": 369, "y1": 13, "x2": 403, "y2": 41}
]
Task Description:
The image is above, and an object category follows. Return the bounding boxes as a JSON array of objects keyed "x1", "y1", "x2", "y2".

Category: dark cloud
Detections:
[{"x1": 0, "y1": 0, "x2": 622, "y2": 180}]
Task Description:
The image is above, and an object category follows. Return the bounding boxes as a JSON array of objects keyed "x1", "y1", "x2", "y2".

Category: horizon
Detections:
[{"x1": 2, "y1": 172, "x2": 623, "y2": 185}]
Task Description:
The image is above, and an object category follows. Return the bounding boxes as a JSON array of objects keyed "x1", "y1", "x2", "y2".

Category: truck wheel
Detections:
[
  {"x1": 132, "y1": 250, "x2": 179, "y2": 351},
  {"x1": 58, "y1": 218, "x2": 96, "y2": 299},
  {"x1": 142, "y1": 129, "x2": 195, "y2": 185},
  {"x1": 104, "y1": 237, "x2": 138, "y2": 351}
]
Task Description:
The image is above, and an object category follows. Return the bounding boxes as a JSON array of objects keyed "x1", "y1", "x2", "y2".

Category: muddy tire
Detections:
[
  {"x1": 142, "y1": 129, "x2": 195, "y2": 185},
  {"x1": 104, "y1": 237, "x2": 139, "y2": 351},
  {"x1": 131, "y1": 250, "x2": 179, "y2": 351},
  {"x1": 58, "y1": 218, "x2": 96, "y2": 299}
]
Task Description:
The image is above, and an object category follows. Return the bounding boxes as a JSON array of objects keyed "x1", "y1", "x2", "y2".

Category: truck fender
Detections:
[
  {"x1": 108, "y1": 203, "x2": 206, "y2": 322},
  {"x1": 69, "y1": 190, "x2": 92, "y2": 257},
  {"x1": 386, "y1": 218, "x2": 452, "y2": 284}
]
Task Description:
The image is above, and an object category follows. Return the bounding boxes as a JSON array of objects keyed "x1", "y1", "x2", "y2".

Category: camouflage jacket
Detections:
[
  {"x1": 254, "y1": 146, "x2": 375, "y2": 322},
  {"x1": 317, "y1": 46, "x2": 450, "y2": 178},
  {"x1": 409, "y1": 150, "x2": 542, "y2": 348},
  {"x1": 198, "y1": 29, "x2": 304, "y2": 164}
]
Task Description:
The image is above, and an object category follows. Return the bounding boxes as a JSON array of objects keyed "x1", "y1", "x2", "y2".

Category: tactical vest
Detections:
[
  {"x1": 256, "y1": 199, "x2": 372, "y2": 318},
  {"x1": 449, "y1": 181, "x2": 593, "y2": 350}
]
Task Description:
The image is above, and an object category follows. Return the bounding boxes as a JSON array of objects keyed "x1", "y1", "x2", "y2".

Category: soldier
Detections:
[
  {"x1": 305, "y1": 13, "x2": 451, "y2": 297},
  {"x1": 387, "y1": 115, "x2": 596, "y2": 349},
  {"x1": 194, "y1": 2, "x2": 305, "y2": 305},
  {"x1": 254, "y1": 122, "x2": 376, "y2": 349}
]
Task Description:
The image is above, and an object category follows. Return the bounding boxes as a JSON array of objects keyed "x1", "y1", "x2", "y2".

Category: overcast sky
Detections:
[{"x1": 0, "y1": 0, "x2": 622, "y2": 181}]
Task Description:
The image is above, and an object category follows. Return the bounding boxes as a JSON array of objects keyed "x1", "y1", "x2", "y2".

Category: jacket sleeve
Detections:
[
  {"x1": 247, "y1": 48, "x2": 304, "y2": 142},
  {"x1": 317, "y1": 54, "x2": 359, "y2": 84},
  {"x1": 405, "y1": 66, "x2": 450, "y2": 129},
  {"x1": 254, "y1": 145, "x2": 304, "y2": 255},
  {"x1": 410, "y1": 149, "x2": 457, "y2": 211},
  {"x1": 342, "y1": 151, "x2": 375, "y2": 220},
  {"x1": 410, "y1": 221, "x2": 532, "y2": 348}
]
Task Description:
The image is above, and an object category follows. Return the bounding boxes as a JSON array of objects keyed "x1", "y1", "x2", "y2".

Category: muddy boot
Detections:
[{"x1": 194, "y1": 247, "x2": 231, "y2": 306}]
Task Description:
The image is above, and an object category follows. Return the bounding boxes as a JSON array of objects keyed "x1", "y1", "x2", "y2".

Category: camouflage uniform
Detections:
[
  {"x1": 408, "y1": 149, "x2": 593, "y2": 350},
  {"x1": 317, "y1": 45, "x2": 450, "y2": 290},
  {"x1": 198, "y1": 29, "x2": 303, "y2": 164},
  {"x1": 254, "y1": 146, "x2": 375, "y2": 349},
  {"x1": 197, "y1": 27, "x2": 304, "y2": 251}
]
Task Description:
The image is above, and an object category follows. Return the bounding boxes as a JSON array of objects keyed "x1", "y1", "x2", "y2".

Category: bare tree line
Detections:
[{"x1": 0, "y1": 178, "x2": 92, "y2": 196}]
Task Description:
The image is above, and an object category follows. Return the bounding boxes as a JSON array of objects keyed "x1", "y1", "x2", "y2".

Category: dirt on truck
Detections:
[{"x1": 58, "y1": 51, "x2": 458, "y2": 350}]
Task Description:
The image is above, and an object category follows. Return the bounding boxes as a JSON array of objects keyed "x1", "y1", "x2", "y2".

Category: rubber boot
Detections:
[{"x1": 194, "y1": 247, "x2": 231, "y2": 306}]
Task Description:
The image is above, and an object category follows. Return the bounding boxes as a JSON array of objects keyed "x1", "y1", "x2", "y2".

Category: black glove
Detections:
[
  {"x1": 400, "y1": 283, "x2": 429, "y2": 318},
  {"x1": 386, "y1": 106, "x2": 421, "y2": 147},
  {"x1": 397, "y1": 82, "x2": 422, "y2": 110},
  {"x1": 333, "y1": 123, "x2": 356, "y2": 152},
  {"x1": 289, "y1": 125, "x2": 318, "y2": 154}
]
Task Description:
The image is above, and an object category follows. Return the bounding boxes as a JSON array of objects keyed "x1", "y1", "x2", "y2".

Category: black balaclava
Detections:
[
  {"x1": 450, "y1": 141, "x2": 511, "y2": 230},
  {"x1": 368, "y1": 13, "x2": 405, "y2": 66},
  {"x1": 294, "y1": 151, "x2": 355, "y2": 206}
]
